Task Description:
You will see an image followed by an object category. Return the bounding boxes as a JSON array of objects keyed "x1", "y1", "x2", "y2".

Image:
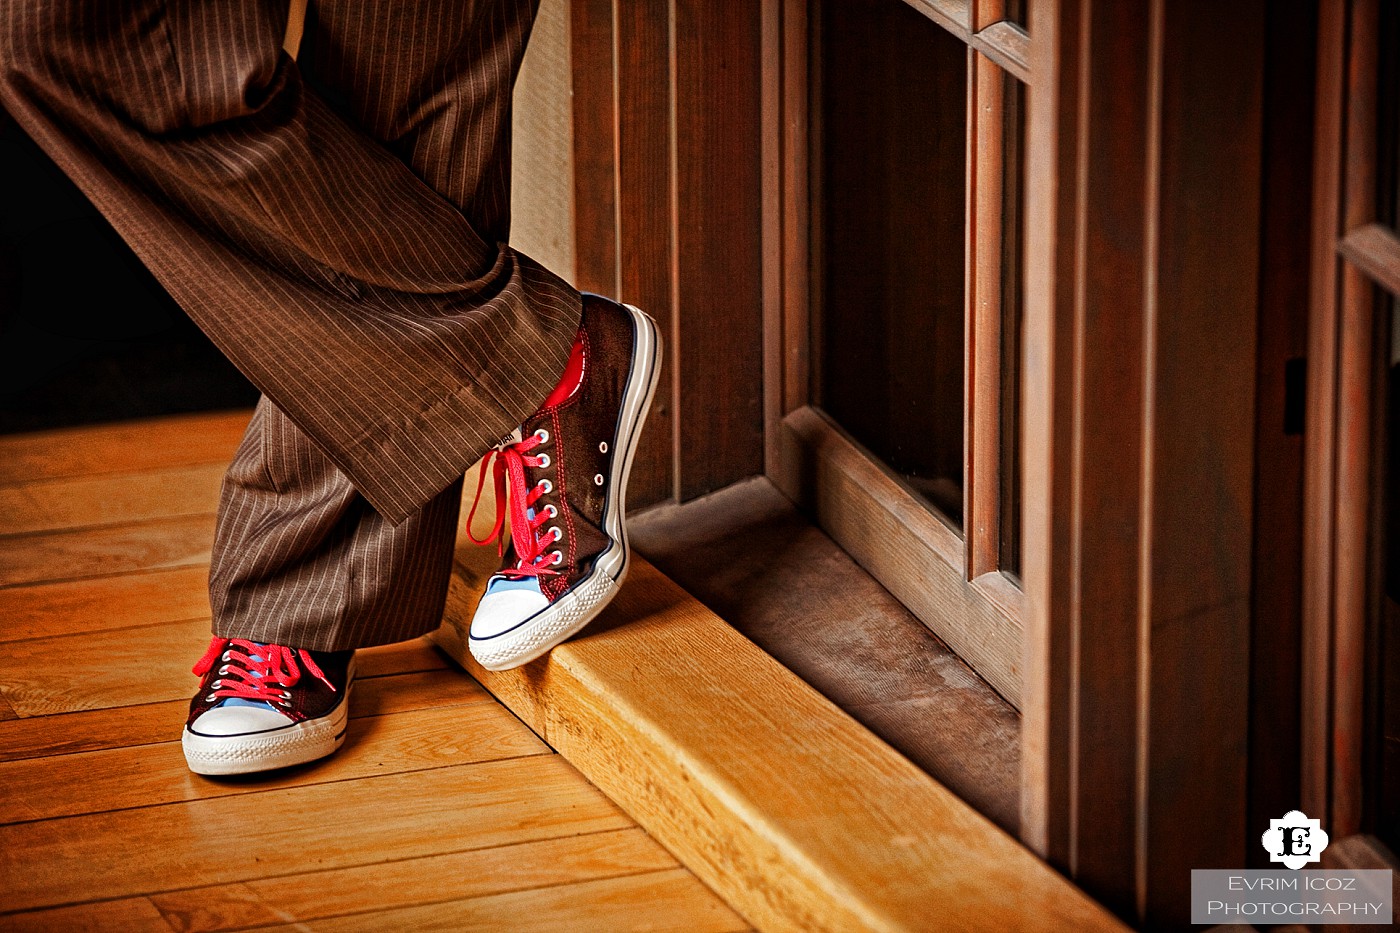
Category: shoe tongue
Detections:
[
  {"x1": 217, "y1": 643, "x2": 276, "y2": 712},
  {"x1": 219, "y1": 697, "x2": 278, "y2": 710},
  {"x1": 486, "y1": 576, "x2": 544, "y2": 597}
]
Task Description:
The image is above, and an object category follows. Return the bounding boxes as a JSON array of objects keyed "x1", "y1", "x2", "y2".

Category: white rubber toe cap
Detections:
[
  {"x1": 189, "y1": 704, "x2": 294, "y2": 736},
  {"x1": 471, "y1": 587, "x2": 550, "y2": 640}
]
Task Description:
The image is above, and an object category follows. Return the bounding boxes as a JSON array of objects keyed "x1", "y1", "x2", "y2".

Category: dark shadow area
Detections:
[{"x1": 0, "y1": 112, "x2": 257, "y2": 435}]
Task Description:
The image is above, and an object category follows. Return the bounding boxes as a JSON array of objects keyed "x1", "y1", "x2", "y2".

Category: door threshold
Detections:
[{"x1": 435, "y1": 533, "x2": 1120, "y2": 931}]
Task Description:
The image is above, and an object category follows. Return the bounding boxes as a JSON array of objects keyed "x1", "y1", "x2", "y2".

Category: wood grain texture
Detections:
[
  {"x1": 776, "y1": 406, "x2": 1022, "y2": 706},
  {"x1": 0, "y1": 616, "x2": 214, "y2": 716},
  {"x1": 671, "y1": 0, "x2": 765, "y2": 499},
  {"x1": 0, "y1": 566, "x2": 212, "y2": 642},
  {"x1": 0, "y1": 415, "x2": 742, "y2": 932},
  {"x1": 0, "y1": 623, "x2": 448, "y2": 719},
  {"x1": 0, "y1": 668, "x2": 479, "y2": 762},
  {"x1": 567, "y1": 0, "x2": 617, "y2": 299},
  {"x1": 0, "y1": 515, "x2": 215, "y2": 588},
  {"x1": 0, "y1": 756, "x2": 630, "y2": 913},
  {"x1": 632, "y1": 476, "x2": 1020, "y2": 832},
  {"x1": 0, "y1": 700, "x2": 545, "y2": 824},
  {"x1": 0, "y1": 463, "x2": 225, "y2": 536},
  {"x1": 239, "y1": 869, "x2": 746, "y2": 933},
  {"x1": 1301, "y1": 0, "x2": 1348, "y2": 825},
  {"x1": 1021, "y1": 0, "x2": 1263, "y2": 923},
  {"x1": 437, "y1": 545, "x2": 1119, "y2": 932},
  {"x1": 218, "y1": 829, "x2": 677, "y2": 929},
  {"x1": 0, "y1": 410, "x2": 249, "y2": 485},
  {"x1": 613, "y1": 0, "x2": 674, "y2": 509},
  {"x1": 0, "y1": 896, "x2": 174, "y2": 932}
]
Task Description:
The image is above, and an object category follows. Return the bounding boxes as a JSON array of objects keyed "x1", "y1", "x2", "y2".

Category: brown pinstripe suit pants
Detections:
[{"x1": 0, "y1": 0, "x2": 581, "y2": 650}]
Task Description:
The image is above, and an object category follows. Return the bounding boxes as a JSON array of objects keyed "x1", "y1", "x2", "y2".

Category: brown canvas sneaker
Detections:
[
  {"x1": 466, "y1": 294, "x2": 662, "y2": 670},
  {"x1": 182, "y1": 637, "x2": 354, "y2": 775}
]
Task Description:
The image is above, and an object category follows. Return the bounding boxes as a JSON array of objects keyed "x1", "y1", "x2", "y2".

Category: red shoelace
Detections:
[
  {"x1": 192, "y1": 637, "x2": 334, "y2": 707},
  {"x1": 467, "y1": 428, "x2": 564, "y2": 579}
]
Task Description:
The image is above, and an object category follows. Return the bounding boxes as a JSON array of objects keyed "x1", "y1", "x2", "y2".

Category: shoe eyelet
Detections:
[
  {"x1": 537, "y1": 479, "x2": 554, "y2": 495},
  {"x1": 212, "y1": 679, "x2": 222, "y2": 689},
  {"x1": 549, "y1": 550, "x2": 564, "y2": 566},
  {"x1": 593, "y1": 473, "x2": 605, "y2": 486},
  {"x1": 599, "y1": 441, "x2": 609, "y2": 453},
  {"x1": 534, "y1": 428, "x2": 550, "y2": 444},
  {"x1": 536, "y1": 453, "x2": 552, "y2": 469},
  {"x1": 547, "y1": 526, "x2": 563, "y2": 544},
  {"x1": 218, "y1": 665, "x2": 230, "y2": 675},
  {"x1": 206, "y1": 693, "x2": 217, "y2": 702},
  {"x1": 544, "y1": 503, "x2": 558, "y2": 518}
]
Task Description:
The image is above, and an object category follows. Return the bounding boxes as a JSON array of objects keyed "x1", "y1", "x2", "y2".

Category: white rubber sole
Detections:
[
  {"x1": 182, "y1": 673, "x2": 353, "y2": 776},
  {"x1": 470, "y1": 303, "x2": 662, "y2": 671}
]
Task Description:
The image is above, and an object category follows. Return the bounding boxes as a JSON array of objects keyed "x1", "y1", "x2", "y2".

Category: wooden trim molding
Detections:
[
  {"x1": 775, "y1": 406, "x2": 1023, "y2": 706},
  {"x1": 1338, "y1": 223, "x2": 1400, "y2": 298},
  {"x1": 1302, "y1": 0, "x2": 1389, "y2": 840}
]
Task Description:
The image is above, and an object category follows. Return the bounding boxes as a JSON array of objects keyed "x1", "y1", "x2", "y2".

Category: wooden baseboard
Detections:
[{"x1": 435, "y1": 542, "x2": 1122, "y2": 932}]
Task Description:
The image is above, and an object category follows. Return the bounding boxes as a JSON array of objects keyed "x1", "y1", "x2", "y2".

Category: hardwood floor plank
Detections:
[
  {"x1": 0, "y1": 411, "x2": 249, "y2": 486},
  {"x1": 241, "y1": 869, "x2": 747, "y2": 933},
  {"x1": 151, "y1": 829, "x2": 676, "y2": 932},
  {"x1": 0, "y1": 694, "x2": 15, "y2": 721},
  {"x1": 0, "y1": 567, "x2": 211, "y2": 642},
  {"x1": 0, "y1": 896, "x2": 174, "y2": 932},
  {"x1": 153, "y1": 884, "x2": 285, "y2": 933},
  {"x1": 0, "y1": 624, "x2": 450, "y2": 720},
  {"x1": 356, "y1": 637, "x2": 450, "y2": 677},
  {"x1": 0, "y1": 669, "x2": 482, "y2": 763},
  {"x1": 0, "y1": 464, "x2": 225, "y2": 536},
  {"x1": 0, "y1": 617, "x2": 217, "y2": 716},
  {"x1": 0, "y1": 516, "x2": 215, "y2": 588},
  {"x1": 0, "y1": 700, "x2": 547, "y2": 824},
  {"x1": 0, "y1": 756, "x2": 630, "y2": 913}
]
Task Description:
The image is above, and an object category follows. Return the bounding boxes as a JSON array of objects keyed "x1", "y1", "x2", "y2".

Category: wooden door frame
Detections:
[
  {"x1": 1021, "y1": 0, "x2": 1265, "y2": 924},
  {"x1": 1303, "y1": 0, "x2": 1400, "y2": 871}
]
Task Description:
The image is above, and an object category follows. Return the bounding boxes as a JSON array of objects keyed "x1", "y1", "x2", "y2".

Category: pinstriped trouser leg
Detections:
[
  {"x1": 212, "y1": 400, "x2": 466, "y2": 650},
  {"x1": 0, "y1": 0, "x2": 577, "y2": 649}
]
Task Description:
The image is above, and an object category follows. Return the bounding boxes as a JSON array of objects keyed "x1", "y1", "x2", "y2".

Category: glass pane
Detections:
[
  {"x1": 816, "y1": 0, "x2": 968, "y2": 526},
  {"x1": 998, "y1": 73, "x2": 1026, "y2": 578}
]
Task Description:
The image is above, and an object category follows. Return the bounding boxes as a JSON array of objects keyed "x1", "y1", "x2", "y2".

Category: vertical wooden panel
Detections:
[
  {"x1": 1301, "y1": 0, "x2": 1348, "y2": 828},
  {"x1": 1331, "y1": 0, "x2": 1380, "y2": 839},
  {"x1": 569, "y1": 0, "x2": 618, "y2": 298},
  {"x1": 615, "y1": 0, "x2": 675, "y2": 508},
  {"x1": 1023, "y1": 0, "x2": 1264, "y2": 925},
  {"x1": 672, "y1": 0, "x2": 766, "y2": 499},
  {"x1": 1143, "y1": 3, "x2": 1263, "y2": 921}
]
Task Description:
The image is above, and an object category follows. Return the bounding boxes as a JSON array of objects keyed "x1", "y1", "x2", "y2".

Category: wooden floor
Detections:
[{"x1": 0, "y1": 411, "x2": 747, "y2": 932}]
